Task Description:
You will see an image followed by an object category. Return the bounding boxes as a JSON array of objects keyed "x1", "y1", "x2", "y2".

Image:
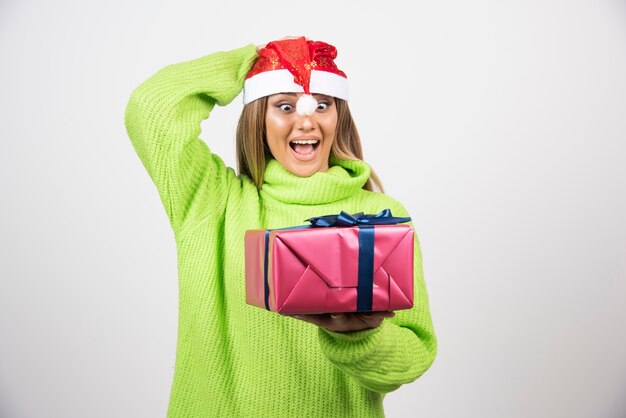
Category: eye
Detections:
[
  {"x1": 277, "y1": 103, "x2": 293, "y2": 112},
  {"x1": 317, "y1": 102, "x2": 329, "y2": 111}
]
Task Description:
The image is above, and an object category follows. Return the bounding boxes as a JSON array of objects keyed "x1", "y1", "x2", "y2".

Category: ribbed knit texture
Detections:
[{"x1": 124, "y1": 44, "x2": 437, "y2": 418}]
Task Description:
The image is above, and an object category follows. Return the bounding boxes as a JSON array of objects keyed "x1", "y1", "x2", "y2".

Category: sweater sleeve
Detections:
[
  {"x1": 124, "y1": 44, "x2": 258, "y2": 235},
  {"x1": 317, "y1": 203, "x2": 437, "y2": 394}
]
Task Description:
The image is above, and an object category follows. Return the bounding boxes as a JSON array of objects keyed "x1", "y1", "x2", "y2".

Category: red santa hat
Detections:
[{"x1": 243, "y1": 37, "x2": 349, "y2": 116}]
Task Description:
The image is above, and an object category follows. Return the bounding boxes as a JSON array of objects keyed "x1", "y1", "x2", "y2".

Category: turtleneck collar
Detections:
[{"x1": 260, "y1": 156, "x2": 371, "y2": 205}]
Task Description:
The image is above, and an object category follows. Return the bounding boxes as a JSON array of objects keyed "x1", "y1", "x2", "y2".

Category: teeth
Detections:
[{"x1": 290, "y1": 139, "x2": 319, "y2": 145}]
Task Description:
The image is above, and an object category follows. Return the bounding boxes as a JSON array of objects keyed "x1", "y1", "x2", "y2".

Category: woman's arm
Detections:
[
  {"x1": 316, "y1": 205, "x2": 437, "y2": 394},
  {"x1": 124, "y1": 44, "x2": 258, "y2": 235}
]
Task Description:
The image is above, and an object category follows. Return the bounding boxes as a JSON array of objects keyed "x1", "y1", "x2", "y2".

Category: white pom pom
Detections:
[{"x1": 296, "y1": 94, "x2": 318, "y2": 116}]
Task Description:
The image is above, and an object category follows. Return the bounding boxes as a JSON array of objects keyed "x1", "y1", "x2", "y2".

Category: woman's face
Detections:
[{"x1": 265, "y1": 93, "x2": 337, "y2": 177}]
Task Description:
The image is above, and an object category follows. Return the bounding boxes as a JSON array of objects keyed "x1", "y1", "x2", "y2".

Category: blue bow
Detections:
[{"x1": 306, "y1": 208, "x2": 411, "y2": 227}]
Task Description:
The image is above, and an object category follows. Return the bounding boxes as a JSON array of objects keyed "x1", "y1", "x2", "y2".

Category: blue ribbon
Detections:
[
  {"x1": 306, "y1": 208, "x2": 411, "y2": 228},
  {"x1": 357, "y1": 226, "x2": 375, "y2": 312},
  {"x1": 263, "y1": 209, "x2": 411, "y2": 312}
]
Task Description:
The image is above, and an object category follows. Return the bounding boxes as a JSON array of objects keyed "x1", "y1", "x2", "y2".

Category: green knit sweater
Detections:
[{"x1": 124, "y1": 44, "x2": 436, "y2": 418}]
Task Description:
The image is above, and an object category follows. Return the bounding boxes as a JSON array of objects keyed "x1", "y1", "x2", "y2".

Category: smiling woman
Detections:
[{"x1": 125, "y1": 35, "x2": 436, "y2": 418}]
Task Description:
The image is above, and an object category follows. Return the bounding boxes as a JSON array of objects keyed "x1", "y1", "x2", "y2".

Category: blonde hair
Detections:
[{"x1": 235, "y1": 97, "x2": 384, "y2": 193}]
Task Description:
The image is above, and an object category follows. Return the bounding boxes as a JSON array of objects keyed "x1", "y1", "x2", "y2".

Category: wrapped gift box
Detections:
[{"x1": 244, "y1": 210, "x2": 414, "y2": 314}]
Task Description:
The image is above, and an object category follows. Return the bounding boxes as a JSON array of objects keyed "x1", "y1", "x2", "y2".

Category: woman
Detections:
[{"x1": 125, "y1": 36, "x2": 436, "y2": 418}]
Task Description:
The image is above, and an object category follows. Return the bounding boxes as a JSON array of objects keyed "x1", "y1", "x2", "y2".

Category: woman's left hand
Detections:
[{"x1": 285, "y1": 311, "x2": 395, "y2": 333}]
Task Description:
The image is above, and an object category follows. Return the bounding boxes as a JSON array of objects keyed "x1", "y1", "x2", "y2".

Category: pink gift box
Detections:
[{"x1": 245, "y1": 219, "x2": 414, "y2": 314}]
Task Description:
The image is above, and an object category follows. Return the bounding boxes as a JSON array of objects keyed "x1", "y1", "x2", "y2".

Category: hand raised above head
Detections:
[{"x1": 284, "y1": 311, "x2": 395, "y2": 333}]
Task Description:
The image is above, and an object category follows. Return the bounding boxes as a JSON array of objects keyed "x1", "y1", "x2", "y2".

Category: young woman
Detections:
[{"x1": 125, "y1": 36, "x2": 436, "y2": 418}]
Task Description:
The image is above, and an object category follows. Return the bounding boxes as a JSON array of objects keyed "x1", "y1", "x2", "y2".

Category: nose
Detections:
[{"x1": 297, "y1": 113, "x2": 314, "y2": 131}]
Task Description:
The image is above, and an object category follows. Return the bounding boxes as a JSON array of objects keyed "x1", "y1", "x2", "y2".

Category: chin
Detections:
[
  {"x1": 287, "y1": 161, "x2": 323, "y2": 177},
  {"x1": 289, "y1": 166, "x2": 317, "y2": 177}
]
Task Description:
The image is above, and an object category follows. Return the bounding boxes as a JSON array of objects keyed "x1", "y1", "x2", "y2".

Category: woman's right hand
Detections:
[{"x1": 284, "y1": 311, "x2": 395, "y2": 333}]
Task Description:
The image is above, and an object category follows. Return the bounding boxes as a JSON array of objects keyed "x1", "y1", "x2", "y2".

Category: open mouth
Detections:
[{"x1": 289, "y1": 139, "x2": 320, "y2": 157}]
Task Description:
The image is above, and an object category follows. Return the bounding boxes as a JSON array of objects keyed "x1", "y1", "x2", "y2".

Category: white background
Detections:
[{"x1": 1, "y1": 1, "x2": 625, "y2": 417}]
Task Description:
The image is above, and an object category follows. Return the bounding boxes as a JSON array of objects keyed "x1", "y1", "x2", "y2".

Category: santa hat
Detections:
[{"x1": 243, "y1": 37, "x2": 349, "y2": 116}]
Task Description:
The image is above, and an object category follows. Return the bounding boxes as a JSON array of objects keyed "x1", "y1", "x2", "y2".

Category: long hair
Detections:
[{"x1": 235, "y1": 97, "x2": 384, "y2": 193}]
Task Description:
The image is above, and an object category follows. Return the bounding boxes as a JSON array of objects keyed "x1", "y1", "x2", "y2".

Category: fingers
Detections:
[
  {"x1": 285, "y1": 313, "x2": 329, "y2": 328},
  {"x1": 285, "y1": 311, "x2": 395, "y2": 333},
  {"x1": 354, "y1": 312, "x2": 392, "y2": 330},
  {"x1": 361, "y1": 311, "x2": 395, "y2": 319}
]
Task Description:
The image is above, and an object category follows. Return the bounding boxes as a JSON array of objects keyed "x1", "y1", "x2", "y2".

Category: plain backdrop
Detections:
[{"x1": 1, "y1": 1, "x2": 625, "y2": 417}]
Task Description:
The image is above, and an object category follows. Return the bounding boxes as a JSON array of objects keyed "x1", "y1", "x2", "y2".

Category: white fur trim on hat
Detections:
[{"x1": 243, "y1": 69, "x2": 349, "y2": 104}]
